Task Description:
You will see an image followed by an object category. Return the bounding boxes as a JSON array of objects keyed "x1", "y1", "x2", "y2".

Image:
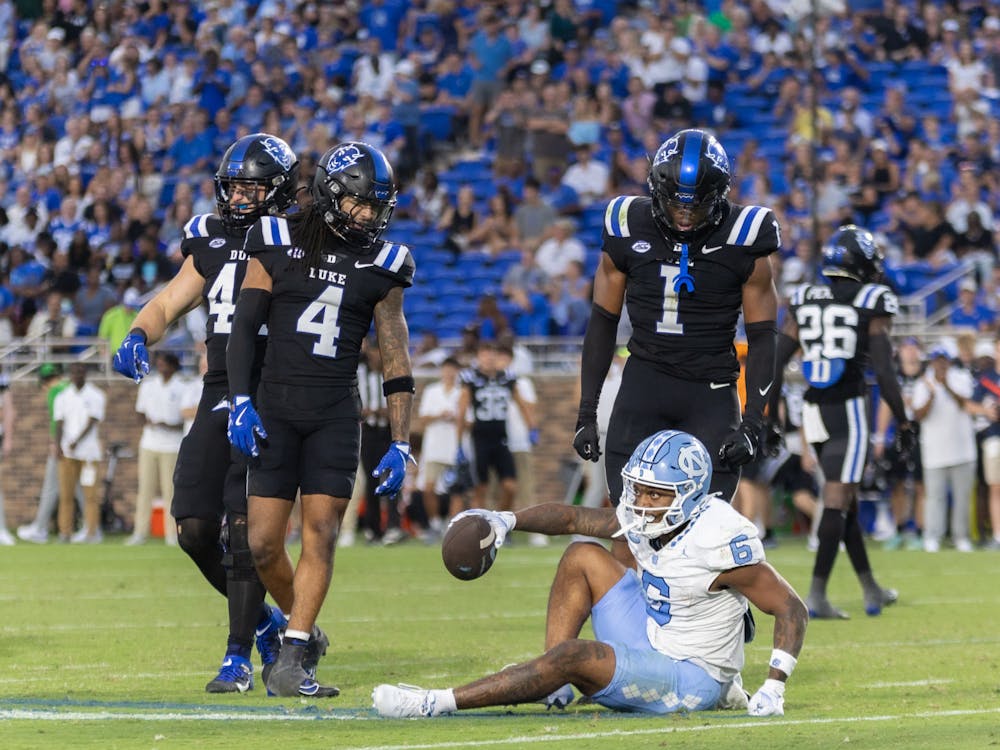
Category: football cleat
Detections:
[
  {"x1": 372, "y1": 683, "x2": 448, "y2": 718},
  {"x1": 864, "y1": 587, "x2": 898, "y2": 617},
  {"x1": 806, "y1": 597, "x2": 850, "y2": 620},
  {"x1": 302, "y1": 626, "x2": 329, "y2": 679},
  {"x1": 254, "y1": 604, "x2": 287, "y2": 666},
  {"x1": 265, "y1": 642, "x2": 339, "y2": 698},
  {"x1": 205, "y1": 655, "x2": 253, "y2": 694}
]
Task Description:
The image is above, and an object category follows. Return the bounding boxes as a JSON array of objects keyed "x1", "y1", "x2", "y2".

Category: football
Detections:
[{"x1": 441, "y1": 515, "x2": 498, "y2": 580}]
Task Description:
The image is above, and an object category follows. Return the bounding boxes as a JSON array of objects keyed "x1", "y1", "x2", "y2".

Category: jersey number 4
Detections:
[
  {"x1": 207, "y1": 262, "x2": 238, "y2": 333},
  {"x1": 296, "y1": 285, "x2": 344, "y2": 357}
]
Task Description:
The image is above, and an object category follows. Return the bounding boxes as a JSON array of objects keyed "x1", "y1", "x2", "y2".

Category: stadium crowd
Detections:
[{"x1": 0, "y1": 0, "x2": 999, "y2": 552}]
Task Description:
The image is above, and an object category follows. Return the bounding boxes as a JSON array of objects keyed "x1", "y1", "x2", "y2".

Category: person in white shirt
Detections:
[
  {"x1": 416, "y1": 358, "x2": 463, "y2": 531},
  {"x1": 497, "y1": 345, "x2": 541, "y2": 544},
  {"x1": 561, "y1": 144, "x2": 610, "y2": 207},
  {"x1": 127, "y1": 352, "x2": 188, "y2": 546},
  {"x1": 910, "y1": 345, "x2": 977, "y2": 552},
  {"x1": 534, "y1": 218, "x2": 586, "y2": 280},
  {"x1": 53, "y1": 363, "x2": 106, "y2": 543}
]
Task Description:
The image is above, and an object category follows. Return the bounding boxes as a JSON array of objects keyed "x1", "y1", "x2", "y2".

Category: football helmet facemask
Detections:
[
  {"x1": 215, "y1": 133, "x2": 300, "y2": 232},
  {"x1": 618, "y1": 430, "x2": 712, "y2": 538},
  {"x1": 648, "y1": 128, "x2": 731, "y2": 242},
  {"x1": 313, "y1": 142, "x2": 397, "y2": 249},
  {"x1": 821, "y1": 224, "x2": 885, "y2": 284}
]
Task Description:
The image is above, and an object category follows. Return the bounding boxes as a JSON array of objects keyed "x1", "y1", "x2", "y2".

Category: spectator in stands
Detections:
[
  {"x1": 409, "y1": 170, "x2": 450, "y2": 230},
  {"x1": 621, "y1": 75, "x2": 655, "y2": 144},
  {"x1": 911, "y1": 345, "x2": 977, "y2": 552},
  {"x1": 473, "y1": 191, "x2": 518, "y2": 258},
  {"x1": 876, "y1": 3, "x2": 929, "y2": 62},
  {"x1": 955, "y1": 212, "x2": 996, "y2": 277},
  {"x1": 947, "y1": 40, "x2": 988, "y2": 106},
  {"x1": 511, "y1": 177, "x2": 557, "y2": 253},
  {"x1": 472, "y1": 294, "x2": 512, "y2": 343},
  {"x1": 526, "y1": 82, "x2": 572, "y2": 183},
  {"x1": 75, "y1": 262, "x2": 117, "y2": 335},
  {"x1": 535, "y1": 217, "x2": 586, "y2": 280},
  {"x1": 903, "y1": 200, "x2": 957, "y2": 266},
  {"x1": 485, "y1": 85, "x2": 531, "y2": 179},
  {"x1": 98, "y1": 287, "x2": 141, "y2": 353},
  {"x1": 467, "y1": 11, "x2": 514, "y2": 150},
  {"x1": 501, "y1": 247, "x2": 551, "y2": 337},
  {"x1": 561, "y1": 144, "x2": 610, "y2": 208},
  {"x1": 946, "y1": 167, "x2": 995, "y2": 236},
  {"x1": 26, "y1": 289, "x2": 79, "y2": 340},
  {"x1": 652, "y1": 82, "x2": 692, "y2": 135},
  {"x1": 438, "y1": 184, "x2": 483, "y2": 259},
  {"x1": 548, "y1": 259, "x2": 592, "y2": 336},
  {"x1": 863, "y1": 139, "x2": 901, "y2": 206},
  {"x1": 412, "y1": 331, "x2": 449, "y2": 370},
  {"x1": 951, "y1": 278, "x2": 997, "y2": 332}
]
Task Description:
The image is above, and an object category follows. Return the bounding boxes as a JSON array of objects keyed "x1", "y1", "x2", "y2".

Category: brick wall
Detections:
[{"x1": 3, "y1": 373, "x2": 582, "y2": 529}]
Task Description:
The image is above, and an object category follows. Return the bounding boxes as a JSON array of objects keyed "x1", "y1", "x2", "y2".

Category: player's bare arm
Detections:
[
  {"x1": 741, "y1": 255, "x2": 779, "y2": 325},
  {"x1": 374, "y1": 286, "x2": 413, "y2": 442},
  {"x1": 130, "y1": 256, "x2": 206, "y2": 345},
  {"x1": 591, "y1": 253, "x2": 627, "y2": 315},
  {"x1": 240, "y1": 257, "x2": 273, "y2": 292},
  {"x1": 514, "y1": 502, "x2": 619, "y2": 539},
  {"x1": 714, "y1": 561, "x2": 807, "y2": 678}
]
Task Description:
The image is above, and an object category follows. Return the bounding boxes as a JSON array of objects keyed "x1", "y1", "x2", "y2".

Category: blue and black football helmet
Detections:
[
  {"x1": 617, "y1": 430, "x2": 713, "y2": 538},
  {"x1": 648, "y1": 128, "x2": 731, "y2": 242},
  {"x1": 821, "y1": 224, "x2": 884, "y2": 284},
  {"x1": 313, "y1": 141, "x2": 397, "y2": 249},
  {"x1": 214, "y1": 133, "x2": 300, "y2": 232}
]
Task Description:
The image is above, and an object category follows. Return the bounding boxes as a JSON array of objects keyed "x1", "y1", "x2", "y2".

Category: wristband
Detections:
[
  {"x1": 129, "y1": 327, "x2": 148, "y2": 344},
  {"x1": 382, "y1": 376, "x2": 416, "y2": 396},
  {"x1": 769, "y1": 649, "x2": 797, "y2": 677}
]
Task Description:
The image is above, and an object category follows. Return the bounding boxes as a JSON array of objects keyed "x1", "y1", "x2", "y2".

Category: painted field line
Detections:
[
  {"x1": 862, "y1": 679, "x2": 954, "y2": 688},
  {"x1": 340, "y1": 707, "x2": 1000, "y2": 750},
  {"x1": 0, "y1": 709, "x2": 372, "y2": 722}
]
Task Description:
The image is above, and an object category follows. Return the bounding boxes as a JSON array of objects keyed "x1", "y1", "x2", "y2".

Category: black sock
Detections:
[
  {"x1": 812, "y1": 507, "x2": 846, "y2": 580},
  {"x1": 225, "y1": 513, "x2": 267, "y2": 650},
  {"x1": 842, "y1": 508, "x2": 872, "y2": 577}
]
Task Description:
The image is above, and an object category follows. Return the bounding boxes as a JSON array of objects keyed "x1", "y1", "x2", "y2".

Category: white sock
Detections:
[
  {"x1": 432, "y1": 688, "x2": 457, "y2": 715},
  {"x1": 284, "y1": 629, "x2": 311, "y2": 643}
]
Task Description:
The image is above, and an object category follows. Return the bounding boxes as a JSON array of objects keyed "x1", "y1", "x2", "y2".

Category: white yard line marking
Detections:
[{"x1": 862, "y1": 679, "x2": 954, "y2": 688}]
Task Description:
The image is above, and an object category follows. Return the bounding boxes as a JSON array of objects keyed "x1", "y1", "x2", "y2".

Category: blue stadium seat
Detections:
[{"x1": 419, "y1": 105, "x2": 456, "y2": 142}]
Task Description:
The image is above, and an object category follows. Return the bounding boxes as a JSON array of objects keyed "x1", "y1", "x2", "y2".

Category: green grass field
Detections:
[{"x1": 1, "y1": 534, "x2": 998, "y2": 750}]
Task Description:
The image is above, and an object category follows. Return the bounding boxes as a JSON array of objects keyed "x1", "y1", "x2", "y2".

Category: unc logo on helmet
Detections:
[
  {"x1": 617, "y1": 430, "x2": 714, "y2": 538},
  {"x1": 326, "y1": 144, "x2": 365, "y2": 174}
]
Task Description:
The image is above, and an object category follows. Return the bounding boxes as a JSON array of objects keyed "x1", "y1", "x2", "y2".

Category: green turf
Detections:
[{"x1": 1, "y1": 534, "x2": 998, "y2": 749}]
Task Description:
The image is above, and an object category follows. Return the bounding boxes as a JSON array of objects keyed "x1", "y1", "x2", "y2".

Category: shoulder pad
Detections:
[
  {"x1": 853, "y1": 283, "x2": 898, "y2": 315},
  {"x1": 257, "y1": 216, "x2": 293, "y2": 247},
  {"x1": 603, "y1": 195, "x2": 641, "y2": 238},
  {"x1": 372, "y1": 241, "x2": 416, "y2": 285},
  {"x1": 182, "y1": 214, "x2": 218, "y2": 240},
  {"x1": 724, "y1": 205, "x2": 779, "y2": 251},
  {"x1": 687, "y1": 501, "x2": 765, "y2": 569}
]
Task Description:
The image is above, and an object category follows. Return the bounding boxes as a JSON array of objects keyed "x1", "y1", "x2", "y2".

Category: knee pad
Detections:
[
  {"x1": 223, "y1": 513, "x2": 258, "y2": 581},
  {"x1": 176, "y1": 517, "x2": 222, "y2": 561}
]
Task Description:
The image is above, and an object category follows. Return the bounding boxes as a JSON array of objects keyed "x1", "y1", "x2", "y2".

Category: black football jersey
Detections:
[
  {"x1": 788, "y1": 280, "x2": 898, "y2": 404},
  {"x1": 601, "y1": 196, "x2": 780, "y2": 383},
  {"x1": 245, "y1": 216, "x2": 415, "y2": 388},
  {"x1": 460, "y1": 367, "x2": 516, "y2": 438},
  {"x1": 181, "y1": 214, "x2": 266, "y2": 386}
]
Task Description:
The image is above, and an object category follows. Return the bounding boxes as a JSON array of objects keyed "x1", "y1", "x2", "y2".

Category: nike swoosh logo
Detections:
[
  {"x1": 480, "y1": 528, "x2": 496, "y2": 549},
  {"x1": 355, "y1": 261, "x2": 375, "y2": 269},
  {"x1": 709, "y1": 382, "x2": 729, "y2": 389},
  {"x1": 222, "y1": 658, "x2": 233, "y2": 667},
  {"x1": 211, "y1": 399, "x2": 229, "y2": 412},
  {"x1": 759, "y1": 382, "x2": 772, "y2": 397},
  {"x1": 255, "y1": 623, "x2": 272, "y2": 637},
  {"x1": 703, "y1": 245, "x2": 723, "y2": 254},
  {"x1": 234, "y1": 408, "x2": 247, "y2": 427}
]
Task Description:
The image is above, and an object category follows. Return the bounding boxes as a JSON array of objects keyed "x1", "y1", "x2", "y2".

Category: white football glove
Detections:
[
  {"x1": 449, "y1": 509, "x2": 516, "y2": 549},
  {"x1": 748, "y1": 678, "x2": 785, "y2": 717}
]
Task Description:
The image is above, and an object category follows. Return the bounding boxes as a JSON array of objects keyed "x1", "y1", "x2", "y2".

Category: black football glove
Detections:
[
  {"x1": 762, "y1": 419, "x2": 784, "y2": 458},
  {"x1": 718, "y1": 418, "x2": 761, "y2": 469},
  {"x1": 573, "y1": 405, "x2": 601, "y2": 462}
]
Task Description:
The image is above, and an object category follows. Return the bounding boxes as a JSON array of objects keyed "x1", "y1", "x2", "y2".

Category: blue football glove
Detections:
[
  {"x1": 455, "y1": 445, "x2": 466, "y2": 465},
  {"x1": 227, "y1": 395, "x2": 268, "y2": 458},
  {"x1": 373, "y1": 440, "x2": 417, "y2": 495},
  {"x1": 112, "y1": 332, "x2": 150, "y2": 383},
  {"x1": 529, "y1": 428, "x2": 540, "y2": 446}
]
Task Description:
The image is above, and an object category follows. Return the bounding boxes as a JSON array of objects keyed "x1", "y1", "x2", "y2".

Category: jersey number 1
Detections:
[
  {"x1": 297, "y1": 285, "x2": 344, "y2": 357},
  {"x1": 658, "y1": 265, "x2": 684, "y2": 335}
]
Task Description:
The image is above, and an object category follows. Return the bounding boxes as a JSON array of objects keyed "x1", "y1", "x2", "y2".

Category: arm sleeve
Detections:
[
  {"x1": 869, "y1": 330, "x2": 907, "y2": 424},
  {"x1": 226, "y1": 287, "x2": 271, "y2": 396},
  {"x1": 743, "y1": 320, "x2": 777, "y2": 426},
  {"x1": 578, "y1": 303, "x2": 620, "y2": 418}
]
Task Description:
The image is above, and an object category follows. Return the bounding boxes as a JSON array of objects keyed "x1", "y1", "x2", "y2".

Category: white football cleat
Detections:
[{"x1": 372, "y1": 684, "x2": 450, "y2": 718}]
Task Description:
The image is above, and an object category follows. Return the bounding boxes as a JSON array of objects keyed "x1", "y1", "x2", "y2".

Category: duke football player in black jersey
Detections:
[
  {"x1": 112, "y1": 133, "x2": 307, "y2": 694},
  {"x1": 573, "y1": 128, "x2": 781, "y2": 563},
  {"x1": 771, "y1": 225, "x2": 916, "y2": 619},
  {"x1": 226, "y1": 141, "x2": 416, "y2": 698}
]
